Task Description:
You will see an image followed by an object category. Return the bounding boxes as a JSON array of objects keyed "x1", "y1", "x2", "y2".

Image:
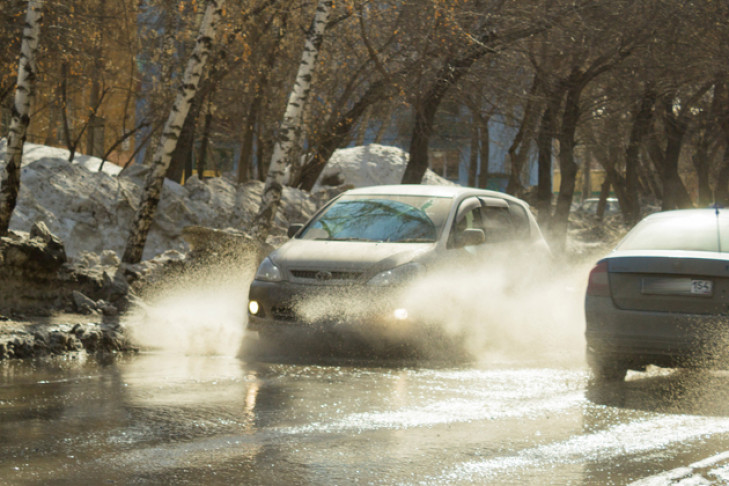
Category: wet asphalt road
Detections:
[{"x1": 3, "y1": 336, "x2": 729, "y2": 485}]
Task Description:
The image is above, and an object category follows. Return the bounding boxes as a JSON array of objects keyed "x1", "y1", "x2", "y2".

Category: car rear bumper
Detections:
[{"x1": 585, "y1": 296, "x2": 729, "y2": 368}]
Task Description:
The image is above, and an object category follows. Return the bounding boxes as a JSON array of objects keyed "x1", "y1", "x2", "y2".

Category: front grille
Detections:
[
  {"x1": 271, "y1": 304, "x2": 296, "y2": 321},
  {"x1": 290, "y1": 269, "x2": 363, "y2": 283}
]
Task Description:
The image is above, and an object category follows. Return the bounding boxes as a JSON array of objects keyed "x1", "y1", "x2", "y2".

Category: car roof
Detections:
[
  {"x1": 343, "y1": 184, "x2": 518, "y2": 201},
  {"x1": 640, "y1": 208, "x2": 722, "y2": 221},
  {"x1": 610, "y1": 208, "x2": 727, "y2": 255}
]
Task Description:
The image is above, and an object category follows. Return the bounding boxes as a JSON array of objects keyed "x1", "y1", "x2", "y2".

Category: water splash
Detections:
[{"x1": 124, "y1": 258, "x2": 255, "y2": 357}]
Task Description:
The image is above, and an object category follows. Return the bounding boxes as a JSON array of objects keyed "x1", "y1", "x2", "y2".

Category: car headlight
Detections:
[
  {"x1": 367, "y1": 263, "x2": 424, "y2": 286},
  {"x1": 255, "y1": 257, "x2": 283, "y2": 282}
]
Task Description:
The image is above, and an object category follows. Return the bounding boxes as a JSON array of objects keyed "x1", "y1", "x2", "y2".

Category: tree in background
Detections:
[
  {"x1": 0, "y1": 1, "x2": 26, "y2": 113},
  {"x1": 163, "y1": 0, "x2": 284, "y2": 184},
  {"x1": 400, "y1": 0, "x2": 557, "y2": 184},
  {"x1": 539, "y1": 1, "x2": 650, "y2": 251},
  {"x1": 2, "y1": 0, "x2": 729, "y2": 258},
  {"x1": 251, "y1": 0, "x2": 333, "y2": 240},
  {"x1": 123, "y1": 0, "x2": 225, "y2": 263},
  {"x1": 0, "y1": 0, "x2": 44, "y2": 235},
  {"x1": 27, "y1": 0, "x2": 143, "y2": 165},
  {"x1": 291, "y1": 0, "x2": 412, "y2": 190}
]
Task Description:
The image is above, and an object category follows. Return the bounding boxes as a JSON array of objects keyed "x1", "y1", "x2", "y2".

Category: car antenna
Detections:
[{"x1": 714, "y1": 198, "x2": 722, "y2": 253}]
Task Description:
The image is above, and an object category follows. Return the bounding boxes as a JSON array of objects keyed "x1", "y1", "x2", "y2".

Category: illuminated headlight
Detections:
[
  {"x1": 393, "y1": 308, "x2": 409, "y2": 320},
  {"x1": 367, "y1": 263, "x2": 424, "y2": 286},
  {"x1": 255, "y1": 257, "x2": 283, "y2": 282},
  {"x1": 248, "y1": 300, "x2": 260, "y2": 315}
]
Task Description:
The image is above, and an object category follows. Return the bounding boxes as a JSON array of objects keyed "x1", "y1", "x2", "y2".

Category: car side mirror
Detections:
[
  {"x1": 287, "y1": 223, "x2": 304, "y2": 238},
  {"x1": 459, "y1": 228, "x2": 485, "y2": 247}
]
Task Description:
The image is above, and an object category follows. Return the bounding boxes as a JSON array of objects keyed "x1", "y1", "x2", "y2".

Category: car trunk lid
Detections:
[{"x1": 607, "y1": 250, "x2": 729, "y2": 314}]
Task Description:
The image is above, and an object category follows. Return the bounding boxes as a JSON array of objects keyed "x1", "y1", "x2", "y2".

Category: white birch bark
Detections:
[
  {"x1": 252, "y1": 0, "x2": 333, "y2": 239},
  {"x1": 123, "y1": 0, "x2": 225, "y2": 264},
  {"x1": 0, "y1": 0, "x2": 44, "y2": 235}
]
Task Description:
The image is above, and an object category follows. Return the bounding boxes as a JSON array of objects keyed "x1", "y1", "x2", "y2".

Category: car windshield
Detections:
[
  {"x1": 617, "y1": 211, "x2": 729, "y2": 252},
  {"x1": 299, "y1": 194, "x2": 452, "y2": 243}
]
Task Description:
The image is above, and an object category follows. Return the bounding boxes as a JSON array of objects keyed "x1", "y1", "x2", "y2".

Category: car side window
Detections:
[
  {"x1": 447, "y1": 198, "x2": 483, "y2": 249},
  {"x1": 506, "y1": 203, "x2": 531, "y2": 238},
  {"x1": 479, "y1": 206, "x2": 515, "y2": 243}
]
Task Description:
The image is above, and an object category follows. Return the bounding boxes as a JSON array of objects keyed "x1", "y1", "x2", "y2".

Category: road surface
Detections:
[{"x1": 3, "y1": 334, "x2": 729, "y2": 485}]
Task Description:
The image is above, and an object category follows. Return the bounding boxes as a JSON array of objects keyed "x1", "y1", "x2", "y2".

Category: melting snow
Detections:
[{"x1": 0, "y1": 140, "x2": 447, "y2": 260}]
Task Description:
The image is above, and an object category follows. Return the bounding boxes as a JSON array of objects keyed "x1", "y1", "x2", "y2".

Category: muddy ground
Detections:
[{"x1": 0, "y1": 224, "x2": 273, "y2": 361}]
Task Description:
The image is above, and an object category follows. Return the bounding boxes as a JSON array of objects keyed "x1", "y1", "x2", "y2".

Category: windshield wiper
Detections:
[
  {"x1": 331, "y1": 237, "x2": 377, "y2": 242},
  {"x1": 392, "y1": 238, "x2": 433, "y2": 243}
]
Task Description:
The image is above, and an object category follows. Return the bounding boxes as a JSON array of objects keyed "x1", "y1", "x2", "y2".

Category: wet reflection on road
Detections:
[{"x1": 3, "y1": 340, "x2": 729, "y2": 485}]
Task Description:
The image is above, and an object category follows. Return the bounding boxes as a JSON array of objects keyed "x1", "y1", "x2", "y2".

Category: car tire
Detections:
[
  {"x1": 587, "y1": 351, "x2": 628, "y2": 382},
  {"x1": 256, "y1": 329, "x2": 294, "y2": 350}
]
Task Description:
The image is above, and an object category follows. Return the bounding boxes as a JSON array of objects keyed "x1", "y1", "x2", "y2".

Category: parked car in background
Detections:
[
  {"x1": 577, "y1": 198, "x2": 620, "y2": 215},
  {"x1": 248, "y1": 185, "x2": 549, "y2": 347},
  {"x1": 585, "y1": 208, "x2": 729, "y2": 381}
]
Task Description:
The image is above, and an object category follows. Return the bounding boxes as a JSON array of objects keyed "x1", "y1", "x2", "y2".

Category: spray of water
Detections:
[
  {"x1": 123, "y1": 241, "x2": 595, "y2": 363},
  {"x1": 363, "y1": 249, "x2": 585, "y2": 363},
  {"x1": 397, "y1": 251, "x2": 591, "y2": 364},
  {"x1": 287, "y1": 246, "x2": 593, "y2": 363},
  {"x1": 123, "y1": 256, "x2": 256, "y2": 357}
]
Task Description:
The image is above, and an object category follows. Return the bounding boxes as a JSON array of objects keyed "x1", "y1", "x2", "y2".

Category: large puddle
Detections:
[{"x1": 4, "y1": 350, "x2": 729, "y2": 484}]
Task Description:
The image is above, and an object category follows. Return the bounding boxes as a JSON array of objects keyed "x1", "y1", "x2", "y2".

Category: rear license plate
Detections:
[
  {"x1": 691, "y1": 279, "x2": 713, "y2": 295},
  {"x1": 641, "y1": 278, "x2": 713, "y2": 296}
]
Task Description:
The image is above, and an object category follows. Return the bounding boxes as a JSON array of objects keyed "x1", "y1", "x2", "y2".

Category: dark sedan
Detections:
[{"x1": 585, "y1": 208, "x2": 729, "y2": 381}]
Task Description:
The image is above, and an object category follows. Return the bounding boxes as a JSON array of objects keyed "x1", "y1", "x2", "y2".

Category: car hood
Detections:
[{"x1": 270, "y1": 240, "x2": 435, "y2": 275}]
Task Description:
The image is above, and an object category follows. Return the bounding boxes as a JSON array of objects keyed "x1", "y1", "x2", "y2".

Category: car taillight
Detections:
[{"x1": 586, "y1": 261, "x2": 610, "y2": 296}]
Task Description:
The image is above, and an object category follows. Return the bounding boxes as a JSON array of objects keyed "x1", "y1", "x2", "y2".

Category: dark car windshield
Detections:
[
  {"x1": 299, "y1": 194, "x2": 452, "y2": 243},
  {"x1": 617, "y1": 211, "x2": 729, "y2": 252}
]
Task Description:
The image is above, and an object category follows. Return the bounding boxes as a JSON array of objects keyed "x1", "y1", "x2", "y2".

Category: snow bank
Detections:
[
  {"x1": 315, "y1": 144, "x2": 454, "y2": 188},
  {"x1": 0, "y1": 140, "x2": 452, "y2": 261},
  {"x1": 0, "y1": 141, "x2": 317, "y2": 260}
]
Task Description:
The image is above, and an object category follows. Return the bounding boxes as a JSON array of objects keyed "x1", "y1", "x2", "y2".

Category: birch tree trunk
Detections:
[
  {"x1": 251, "y1": 0, "x2": 333, "y2": 240},
  {"x1": 122, "y1": 0, "x2": 224, "y2": 264},
  {"x1": 0, "y1": 0, "x2": 43, "y2": 236}
]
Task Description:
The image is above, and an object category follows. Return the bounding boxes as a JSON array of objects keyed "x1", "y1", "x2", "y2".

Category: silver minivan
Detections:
[{"x1": 248, "y1": 184, "x2": 549, "y2": 345}]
